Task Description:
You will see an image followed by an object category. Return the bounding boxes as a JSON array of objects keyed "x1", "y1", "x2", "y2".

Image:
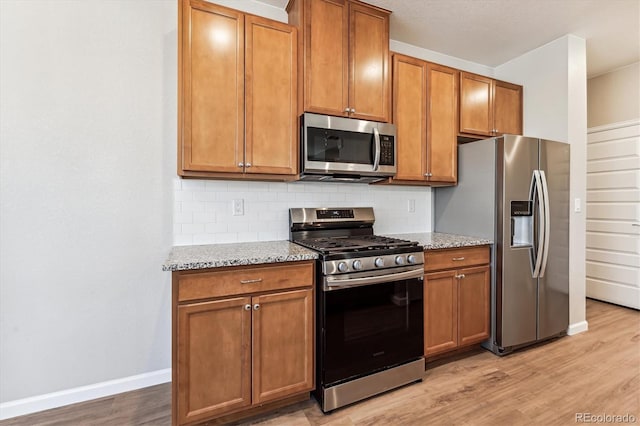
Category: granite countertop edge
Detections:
[
  {"x1": 162, "y1": 240, "x2": 318, "y2": 272},
  {"x1": 163, "y1": 233, "x2": 492, "y2": 272}
]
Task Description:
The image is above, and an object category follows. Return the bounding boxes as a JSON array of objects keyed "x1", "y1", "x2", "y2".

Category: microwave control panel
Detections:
[{"x1": 380, "y1": 135, "x2": 395, "y2": 166}]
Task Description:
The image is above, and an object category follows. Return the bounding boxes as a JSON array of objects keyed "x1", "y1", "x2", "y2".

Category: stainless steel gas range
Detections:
[{"x1": 289, "y1": 207, "x2": 425, "y2": 412}]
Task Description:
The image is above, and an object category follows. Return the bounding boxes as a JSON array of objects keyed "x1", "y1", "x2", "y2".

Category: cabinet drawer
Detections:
[
  {"x1": 424, "y1": 246, "x2": 490, "y2": 272},
  {"x1": 177, "y1": 261, "x2": 314, "y2": 302}
]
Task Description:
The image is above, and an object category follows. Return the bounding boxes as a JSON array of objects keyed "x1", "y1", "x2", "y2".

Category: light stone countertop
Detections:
[
  {"x1": 163, "y1": 240, "x2": 318, "y2": 271},
  {"x1": 384, "y1": 232, "x2": 492, "y2": 250},
  {"x1": 163, "y1": 233, "x2": 492, "y2": 272}
]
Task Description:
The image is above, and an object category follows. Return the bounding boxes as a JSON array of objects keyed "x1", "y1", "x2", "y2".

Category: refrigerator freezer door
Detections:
[
  {"x1": 538, "y1": 140, "x2": 570, "y2": 339},
  {"x1": 499, "y1": 136, "x2": 539, "y2": 349}
]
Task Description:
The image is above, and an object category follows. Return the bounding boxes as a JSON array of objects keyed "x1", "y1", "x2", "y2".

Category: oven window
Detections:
[
  {"x1": 307, "y1": 127, "x2": 373, "y2": 164},
  {"x1": 321, "y1": 278, "x2": 423, "y2": 386}
]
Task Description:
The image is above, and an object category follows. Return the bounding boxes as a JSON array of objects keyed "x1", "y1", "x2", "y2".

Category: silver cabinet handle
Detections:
[
  {"x1": 350, "y1": 108, "x2": 355, "y2": 113},
  {"x1": 424, "y1": 173, "x2": 432, "y2": 177},
  {"x1": 455, "y1": 274, "x2": 465, "y2": 279},
  {"x1": 452, "y1": 257, "x2": 465, "y2": 261},
  {"x1": 344, "y1": 107, "x2": 350, "y2": 113},
  {"x1": 240, "y1": 278, "x2": 263, "y2": 284},
  {"x1": 245, "y1": 162, "x2": 252, "y2": 168},
  {"x1": 253, "y1": 304, "x2": 260, "y2": 311},
  {"x1": 238, "y1": 162, "x2": 244, "y2": 168},
  {"x1": 244, "y1": 304, "x2": 251, "y2": 311},
  {"x1": 633, "y1": 224, "x2": 640, "y2": 227}
]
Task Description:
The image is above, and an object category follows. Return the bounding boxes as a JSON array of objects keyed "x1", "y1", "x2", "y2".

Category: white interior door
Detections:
[{"x1": 586, "y1": 120, "x2": 640, "y2": 309}]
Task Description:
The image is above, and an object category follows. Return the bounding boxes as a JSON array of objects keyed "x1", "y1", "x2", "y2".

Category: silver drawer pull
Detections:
[
  {"x1": 240, "y1": 278, "x2": 263, "y2": 284},
  {"x1": 244, "y1": 304, "x2": 251, "y2": 311},
  {"x1": 452, "y1": 257, "x2": 465, "y2": 261},
  {"x1": 455, "y1": 274, "x2": 466, "y2": 279},
  {"x1": 253, "y1": 304, "x2": 260, "y2": 311}
]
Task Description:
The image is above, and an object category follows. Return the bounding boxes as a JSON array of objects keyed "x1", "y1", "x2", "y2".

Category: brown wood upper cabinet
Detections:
[
  {"x1": 287, "y1": 0, "x2": 391, "y2": 122},
  {"x1": 459, "y1": 71, "x2": 522, "y2": 138},
  {"x1": 173, "y1": 261, "x2": 315, "y2": 425},
  {"x1": 179, "y1": 0, "x2": 298, "y2": 179},
  {"x1": 389, "y1": 53, "x2": 458, "y2": 185}
]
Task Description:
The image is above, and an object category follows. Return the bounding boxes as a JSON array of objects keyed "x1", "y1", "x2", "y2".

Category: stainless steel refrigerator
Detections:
[{"x1": 435, "y1": 135, "x2": 570, "y2": 355}]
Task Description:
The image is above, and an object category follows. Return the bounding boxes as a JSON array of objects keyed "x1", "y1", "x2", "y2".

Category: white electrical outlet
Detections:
[
  {"x1": 408, "y1": 199, "x2": 416, "y2": 213},
  {"x1": 232, "y1": 199, "x2": 244, "y2": 216},
  {"x1": 574, "y1": 198, "x2": 581, "y2": 213}
]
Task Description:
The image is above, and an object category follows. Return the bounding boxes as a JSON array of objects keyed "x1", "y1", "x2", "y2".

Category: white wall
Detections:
[
  {"x1": 0, "y1": 0, "x2": 176, "y2": 414},
  {"x1": 588, "y1": 62, "x2": 640, "y2": 128},
  {"x1": 495, "y1": 35, "x2": 588, "y2": 333}
]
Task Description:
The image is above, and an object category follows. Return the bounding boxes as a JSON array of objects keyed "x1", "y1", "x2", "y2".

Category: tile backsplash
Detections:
[{"x1": 173, "y1": 178, "x2": 432, "y2": 246}]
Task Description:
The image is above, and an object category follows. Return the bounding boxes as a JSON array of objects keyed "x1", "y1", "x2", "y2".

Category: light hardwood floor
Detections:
[{"x1": 2, "y1": 299, "x2": 638, "y2": 426}]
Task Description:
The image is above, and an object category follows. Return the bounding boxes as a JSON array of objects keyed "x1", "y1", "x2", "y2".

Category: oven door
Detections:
[
  {"x1": 302, "y1": 113, "x2": 396, "y2": 177},
  {"x1": 319, "y1": 268, "x2": 424, "y2": 387}
]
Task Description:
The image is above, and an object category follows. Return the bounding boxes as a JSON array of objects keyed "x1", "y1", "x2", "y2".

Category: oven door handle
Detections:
[{"x1": 324, "y1": 268, "x2": 424, "y2": 291}]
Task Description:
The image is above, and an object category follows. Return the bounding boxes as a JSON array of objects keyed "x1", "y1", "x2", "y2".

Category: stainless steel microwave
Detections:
[{"x1": 300, "y1": 113, "x2": 397, "y2": 183}]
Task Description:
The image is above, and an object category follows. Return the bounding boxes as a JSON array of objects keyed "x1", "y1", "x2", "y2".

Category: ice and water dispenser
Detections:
[{"x1": 510, "y1": 200, "x2": 533, "y2": 247}]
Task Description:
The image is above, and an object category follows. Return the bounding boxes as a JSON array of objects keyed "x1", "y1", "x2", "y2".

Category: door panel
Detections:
[
  {"x1": 586, "y1": 123, "x2": 640, "y2": 309},
  {"x1": 538, "y1": 139, "x2": 570, "y2": 338},
  {"x1": 424, "y1": 271, "x2": 458, "y2": 355},
  {"x1": 245, "y1": 16, "x2": 297, "y2": 175},
  {"x1": 392, "y1": 54, "x2": 427, "y2": 181},
  {"x1": 494, "y1": 81, "x2": 522, "y2": 135},
  {"x1": 500, "y1": 135, "x2": 538, "y2": 348},
  {"x1": 427, "y1": 64, "x2": 458, "y2": 183},
  {"x1": 349, "y1": 1, "x2": 390, "y2": 122},
  {"x1": 305, "y1": 0, "x2": 348, "y2": 116},
  {"x1": 182, "y1": 3, "x2": 244, "y2": 172},
  {"x1": 177, "y1": 297, "x2": 251, "y2": 424},
  {"x1": 252, "y1": 289, "x2": 314, "y2": 404},
  {"x1": 458, "y1": 266, "x2": 490, "y2": 346},
  {"x1": 459, "y1": 72, "x2": 493, "y2": 136}
]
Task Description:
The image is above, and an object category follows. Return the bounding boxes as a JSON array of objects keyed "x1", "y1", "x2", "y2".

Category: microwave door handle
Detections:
[{"x1": 373, "y1": 127, "x2": 381, "y2": 171}]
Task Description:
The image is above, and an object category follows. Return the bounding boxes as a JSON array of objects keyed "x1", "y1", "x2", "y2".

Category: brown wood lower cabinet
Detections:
[
  {"x1": 172, "y1": 261, "x2": 315, "y2": 426},
  {"x1": 423, "y1": 246, "x2": 490, "y2": 357}
]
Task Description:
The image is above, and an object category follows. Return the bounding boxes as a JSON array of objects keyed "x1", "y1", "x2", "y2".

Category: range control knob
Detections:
[
  {"x1": 352, "y1": 260, "x2": 363, "y2": 270},
  {"x1": 337, "y1": 262, "x2": 348, "y2": 273},
  {"x1": 407, "y1": 255, "x2": 417, "y2": 264},
  {"x1": 374, "y1": 258, "x2": 384, "y2": 268},
  {"x1": 395, "y1": 255, "x2": 405, "y2": 266}
]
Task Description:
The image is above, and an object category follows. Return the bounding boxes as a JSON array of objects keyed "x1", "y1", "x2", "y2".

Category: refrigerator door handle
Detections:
[
  {"x1": 530, "y1": 170, "x2": 545, "y2": 278},
  {"x1": 539, "y1": 170, "x2": 551, "y2": 277}
]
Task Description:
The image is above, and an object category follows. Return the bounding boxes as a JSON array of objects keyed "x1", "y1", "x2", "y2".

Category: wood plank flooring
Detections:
[{"x1": 2, "y1": 299, "x2": 638, "y2": 425}]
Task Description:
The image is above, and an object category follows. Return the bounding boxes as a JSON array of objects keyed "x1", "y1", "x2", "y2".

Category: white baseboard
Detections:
[
  {"x1": 567, "y1": 320, "x2": 589, "y2": 336},
  {"x1": 0, "y1": 368, "x2": 171, "y2": 421}
]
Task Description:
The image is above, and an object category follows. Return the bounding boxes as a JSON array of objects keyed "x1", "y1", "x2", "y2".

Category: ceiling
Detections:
[{"x1": 258, "y1": 0, "x2": 640, "y2": 77}]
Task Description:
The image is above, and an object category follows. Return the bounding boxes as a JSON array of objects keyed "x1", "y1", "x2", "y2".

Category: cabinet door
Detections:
[
  {"x1": 392, "y1": 54, "x2": 427, "y2": 181},
  {"x1": 245, "y1": 16, "x2": 298, "y2": 175},
  {"x1": 427, "y1": 63, "x2": 458, "y2": 183},
  {"x1": 304, "y1": 0, "x2": 349, "y2": 117},
  {"x1": 349, "y1": 1, "x2": 390, "y2": 122},
  {"x1": 459, "y1": 72, "x2": 493, "y2": 137},
  {"x1": 252, "y1": 288, "x2": 314, "y2": 404},
  {"x1": 177, "y1": 297, "x2": 252, "y2": 424},
  {"x1": 180, "y1": 1, "x2": 244, "y2": 173},
  {"x1": 494, "y1": 80, "x2": 523, "y2": 136},
  {"x1": 424, "y1": 270, "x2": 458, "y2": 356},
  {"x1": 458, "y1": 266, "x2": 490, "y2": 347}
]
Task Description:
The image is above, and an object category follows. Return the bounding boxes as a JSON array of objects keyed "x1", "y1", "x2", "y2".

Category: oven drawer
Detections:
[
  {"x1": 424, "y1": 246, "x2": 490, "y2": 272},
  {"x1": 177, "y1": 261, "x2": 314, "y2": 302}
]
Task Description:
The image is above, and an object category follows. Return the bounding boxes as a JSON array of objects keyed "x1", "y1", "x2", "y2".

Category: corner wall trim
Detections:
[
  {"x1": 567, "y1": 321, "x2": 589, "y2": 336},
  {"x1": 0, "y1": 368, "x2": 171, "y2": 421}
]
